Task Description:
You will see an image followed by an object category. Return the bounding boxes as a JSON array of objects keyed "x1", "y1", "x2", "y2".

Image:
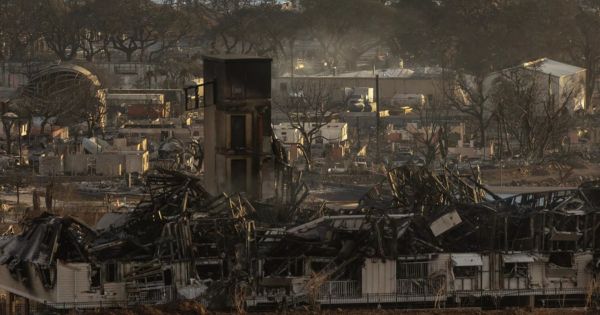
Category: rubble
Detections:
[
  {"x1": 0, "y1": 165, "x2": 593, "y2": 311},
  {"x1": 0, "y1": 213, "x2": 97, "y2": 288},
  {"x1": 0, "y1": 54, "x2": 599, "y2": 312},
  {"x1": 0, "y1": 165, "x2": 599, "y2": 311}
]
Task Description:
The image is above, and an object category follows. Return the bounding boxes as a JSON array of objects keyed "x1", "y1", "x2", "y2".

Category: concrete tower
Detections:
[{"x1": 202, "y1": 55, "x2": 273, "y2": 200}]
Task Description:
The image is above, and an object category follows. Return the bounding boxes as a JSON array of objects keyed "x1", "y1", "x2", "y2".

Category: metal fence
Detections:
[
  {"x1": 0, "y1": 286, "x2": 178, "y2": 314},
  {"x1": 126, "y1": 285, "x2": 175, "y2": 306},
  {"x1": 397, "y1": 278, "x2": 446, "y2": 296},
  {"x1": 317, "y1": 280, "x2": 360, "y2": 298},
  {"x1": 310, "y1": 280, "x2": 589, "y2": 305},
  {"x1": 0, "y1": 284, "x2": 591, "y2": 314}
]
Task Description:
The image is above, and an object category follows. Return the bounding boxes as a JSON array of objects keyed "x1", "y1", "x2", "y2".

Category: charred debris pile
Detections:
[{"x1": 1, "y1": 166, "x2": 600, "y2": 308}]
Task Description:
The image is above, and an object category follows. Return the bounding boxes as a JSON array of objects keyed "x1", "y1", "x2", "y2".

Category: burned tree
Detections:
[
  {"x1": 77, "y1": 0, "x2": 112, "y2": 62},
  {"x1": 567, "y1": 2, "x2": 600, "y2": 112},
  {"x1": 0, "y1": 0, "x2": 42, "y2": 61},
  {"x1": 491, "y1": 63, "x2": 583, "y2": 161},
  {"x1": 443, "y1": 72, "x2": 494, "y2": 158},
  {"x1": 300, "y1": 0, "x2": 394, "y2": 70},
  {"x1": 38, "y1": 0, "x2": 83, "y2": 62},
  {"x1": 0, "y1": 110, "x2": 18, "y2": 155},
  {"x1": 407, "y1": 100, "x2": 450, "y2": 167},
  {"x1": 66, "y1": 80, "x2": 107, "y2": 137},
  {"x1": 275, "y1": 80, "x2": 345, "y2": 170},
  {"x1": 20, "y1": 64, "x2": 104, "y2": 136},
  {"x1": 206, "y1": 2, "x2": 299, "y2": 58},
  {"x1": 100, "y1": 0, "x2": 185, "y2": 62}
]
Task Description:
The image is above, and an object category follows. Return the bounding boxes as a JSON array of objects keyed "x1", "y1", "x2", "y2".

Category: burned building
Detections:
[
  {"x1": 21, "y1": 64, "x2": 107, "y2": 132},
  {"x1": 0, "y1": 58, "x2": 599, "y2": 313},
  {"x1": 202, "y1": 55, "x2": 273, "y2": 200},
  {"x1": 0, "y1": 165, "x2": 599, "y2": 312}
]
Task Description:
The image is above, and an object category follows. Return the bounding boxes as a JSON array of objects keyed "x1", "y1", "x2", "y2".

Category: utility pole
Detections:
[
  {"x1": 290, "y1": 40, "x2": 294, "y2": 88},
  {"x1": 17, "y1": 120, "x2": 22, "y2": 166},
  {"x1": 356, "y1": 116, "x2": 360, "y2": 150},
  {"x1": 375, "y1": 74, "x2": 380, "y2": 163}
]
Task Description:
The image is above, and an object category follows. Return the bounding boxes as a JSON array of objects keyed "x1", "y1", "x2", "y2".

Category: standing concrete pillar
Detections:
[
  {"x1": 5, "y1": 293, "x2": 14, "y2": 315},
  {"x1": 528, "y1": 295, "x2": 535, "y2": 309},
  {"x1": 23, "y1": 298, "x2": 29, "y2": 315}
]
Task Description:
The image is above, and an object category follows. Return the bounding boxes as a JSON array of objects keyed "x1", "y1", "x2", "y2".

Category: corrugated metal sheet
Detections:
[
  {"x1": 361, "y1": 259, "x2": 396, "y2": 294},
  {"x1": 430, "y1": 210, "x2": 462, "y2": 237},
  {"x1": 451, "y1": 253, "x2": 483, "y2": 266},
  {"x1": 56, "y1": 263, "x2": 95, "y2": 303},
  {"x1": 503, "y1": 253, "x2": 535, "y2": 263}
]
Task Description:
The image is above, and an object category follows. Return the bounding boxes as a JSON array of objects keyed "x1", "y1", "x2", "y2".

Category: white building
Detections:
[
  {"x1": 273, "y1": 122, "x2": 348, "y2": 146},
  {"x1": 273, "y1": 123, "x2": 302, "y2": 145},
  {"x1": 62, "y1": 138, "x2": 150, "y2": 176},
  {"x1": 484, "y1": 58, "x2": 587, "y2": 114}
]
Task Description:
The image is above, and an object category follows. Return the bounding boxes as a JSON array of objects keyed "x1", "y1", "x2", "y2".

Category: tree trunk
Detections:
[
  {"x1": 86, "y1": 120, "x2": 94, "y2": 137},
  {"x1": 297, "y1": 135, "x2": 313, "y2": 172},
  {"x1": 85, "y1": 50, "x2": 94, "y2": 62},
  {"x1": 3, "y1": 122, "x2": 12, "y2": 155},
  {"x1": 26, "y1": 117, "x2": 32, "y2": 137},
  {"x1": 585, "y1": 59, "x2": 596, "y2": 111},
  {"x1": 40, "y1": 119, "x2": 48, "y2": 136},
  {"x1": 302, "y1": 144, "x2": 312, "y2": 171},
  {"x1": 479, "y1": 125, "x2": 486, "y2": 160},
  {"x1": 45, "y1": 183, "x2": 53, "y2": 211}
]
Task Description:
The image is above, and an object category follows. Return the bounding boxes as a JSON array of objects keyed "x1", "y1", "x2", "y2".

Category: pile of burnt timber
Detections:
[{"x1": 1, "y1": 166, "x2": 600, "y2": 311}]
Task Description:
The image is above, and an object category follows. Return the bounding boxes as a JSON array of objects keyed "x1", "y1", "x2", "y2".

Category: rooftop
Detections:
[
  {"x1": 523, "y1": 58, "x2": 585, "y2": 77},
  {"x1": 203, "y1": 54, "x2": 272, "y2": 62},
  {"x1": 281, "y1": 67, "x2": 443, "y2": 79}
]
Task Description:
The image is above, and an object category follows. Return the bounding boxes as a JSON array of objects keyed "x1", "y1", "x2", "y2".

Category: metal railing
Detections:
[
  {"x1": 397, "y1": 261, "x2": 428, "y2": 279},
  {"x1": 114, "y1": 63, "x2": 139, "y2": 74},
  {"x1": 317, "y1": 280, "x2": 360, "y2": 298},
  {"x1": 126, "y1": 284, "x2": 175, "y2": 306},
  {"x1": 308, "y1": 280, "x2": 588, "y2": 305},
  {"x1": 397, "y1": 278, "x2": 445, "y2": 296}
]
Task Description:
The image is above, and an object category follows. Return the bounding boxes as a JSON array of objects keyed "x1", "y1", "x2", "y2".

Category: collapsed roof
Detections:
[{"x1": 1, "y1": 165, "x2": 599, "y2": 308}]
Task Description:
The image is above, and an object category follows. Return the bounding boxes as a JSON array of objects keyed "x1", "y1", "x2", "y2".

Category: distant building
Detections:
[
  {"x1": 484, "y1": 58, "x2": 587, "y2": 114},
  {"x1": 106, "y1": 93, "x2": 169, "y2": 124},
  {"x1": 272, "y1": 67, "x2": 444, "y2": 123},
  {"x1": 107, "y1": 89, "x2": 184, "y2": 118},
  {"x1": 119, "y1": 118, "x2": 201, "y2": 145},
  {"x1": 273, "y1": 122, "x2": 348, "y2": 163},
  {"x1": 273, "y1": 122, "x2": 348, "y2": 146},
  {"x1": 60, "y1": 137, "x2": 150, "y2": 176}
]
